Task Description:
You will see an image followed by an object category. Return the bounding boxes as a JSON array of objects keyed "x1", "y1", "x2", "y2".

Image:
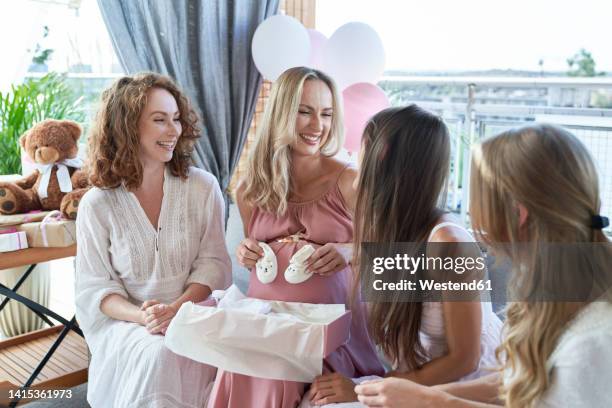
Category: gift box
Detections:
[
  {"x1": 15, "y1": 220, "x2": 76, "y2": 248},
  {"x1": 0, "y1": 211, "x2": 52, "y2": 227},
  {"x1": 0, "y1": 230, "x2": 29, "y2": 252},
  {"x1": 164, "y1": 285, "x2": 352, "y2": 382},
  {"x1": 0, "y1": 211, "x2": 76, "y2": 248}
]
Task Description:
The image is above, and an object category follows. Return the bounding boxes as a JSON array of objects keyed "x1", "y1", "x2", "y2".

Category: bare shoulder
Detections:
[
  {"x1": 321, "y1": 157, "x2": 356, "y2": 180},
  {"x1": 429, "y1": 215, "x2": 474, "y2": 243},
  {"x1": 234, "y1": 177, "x2": 255, "y2": 215},
  {"x1": 337, "y1": 165, "x2": 358, "y2": 194},
  {"x1": 234, "y1": 178, "x2": 249, "y2": 204},
  {"x1": 323, "y1": 157, "x2": 358, "y2": 211},
  {"x1": 233, "y1": 178, "x2": 254, "y2": 233}
]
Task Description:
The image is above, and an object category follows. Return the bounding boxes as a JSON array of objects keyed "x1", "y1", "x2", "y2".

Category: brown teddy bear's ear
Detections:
[
  {"x1": 63, "y1": 120, "x2": 82, "y2": 142},
  {"x1": 19, "y1": 131, "x2": 30, "y2": 150}
]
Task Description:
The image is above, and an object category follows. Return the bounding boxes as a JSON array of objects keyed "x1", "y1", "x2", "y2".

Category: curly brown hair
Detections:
[{"x1": 88, "y1": 72, "x2": 200, "y2": 189}]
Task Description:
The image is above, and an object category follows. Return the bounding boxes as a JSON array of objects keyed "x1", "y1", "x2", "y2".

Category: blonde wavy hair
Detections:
[
  {"x1": 88, "y1": 72, "x2": 200, "y2": 190},
  {"x1": 242, "y1": 67, "x2": 344, "y2": 215},
  {"x1": 469, "y1": 124, "x2": 611, "y2": 407}
]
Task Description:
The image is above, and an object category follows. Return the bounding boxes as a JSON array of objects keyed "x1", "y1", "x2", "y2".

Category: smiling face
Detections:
[
  {"x1": 137, "y1": 87, "x2": 182, "y2": 166},
  {"x1": 291, "y1": 79, "x2": 334, "y2": 157}
]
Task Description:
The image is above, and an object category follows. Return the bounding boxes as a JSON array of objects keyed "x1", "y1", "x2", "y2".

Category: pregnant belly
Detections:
[{"x1": 246, "y1": 241, "x2": 351, "y2": 304}]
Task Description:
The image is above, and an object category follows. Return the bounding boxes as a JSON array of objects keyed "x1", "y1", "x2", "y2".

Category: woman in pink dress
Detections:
[{"x1": 207, "y1": 67, "x2": 384, "y2": 407}]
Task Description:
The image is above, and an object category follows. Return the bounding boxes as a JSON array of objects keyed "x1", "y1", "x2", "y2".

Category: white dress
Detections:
[
  {"x1": 75, "y1": 167, "x2": 232, "y2": 408},
  {"x1": 299, "y1": 222, "x2": 502, "y2": 408},
  {"x1": 396, "y1": 222, "x2": 503, "y2": 379}
]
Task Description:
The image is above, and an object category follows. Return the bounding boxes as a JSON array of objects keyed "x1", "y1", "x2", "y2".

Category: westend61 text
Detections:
[{"x1": 373, "y1": 279, "x2": 493, "y2": 292}]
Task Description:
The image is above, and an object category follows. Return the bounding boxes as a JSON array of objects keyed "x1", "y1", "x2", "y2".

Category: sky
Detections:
[
  {"x1": 0, "y1": 0, "x2": 118, "y2": 92},
  {"x1": 1, "y1": 0, "x2": 611, "y2": 91},
  {"x1": 316, "y1": 0, "x2": 612, "y2": 72}
]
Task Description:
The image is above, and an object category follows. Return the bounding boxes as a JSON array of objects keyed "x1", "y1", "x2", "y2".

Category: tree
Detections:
[
  {"x1": 29, "y1": 26, "x2": 54, "y2": 66},
  {"x1": 567, "y1": 49, "x2": 604, "y2": 77}
]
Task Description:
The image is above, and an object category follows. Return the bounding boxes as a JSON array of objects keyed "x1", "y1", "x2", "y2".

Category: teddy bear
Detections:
[{"x1": 0, "y1": 119, "x2": 91, "y2": 220}]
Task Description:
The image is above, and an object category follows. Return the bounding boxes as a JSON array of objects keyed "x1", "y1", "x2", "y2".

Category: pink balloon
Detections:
[
  {"x1": 307, "y1": 29, "x2": 327, "y2": 70},
  {"x1": 342, "y1": 83, "x2": 390, "y2": 153}
]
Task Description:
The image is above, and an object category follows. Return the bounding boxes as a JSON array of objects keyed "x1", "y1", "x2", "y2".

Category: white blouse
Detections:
[
  {"x1": 74, "y1": 167, "x2": 230, "y2": 407},
  {"x1": 75, "y1": 166, "x2": 232, "y2": 339}
]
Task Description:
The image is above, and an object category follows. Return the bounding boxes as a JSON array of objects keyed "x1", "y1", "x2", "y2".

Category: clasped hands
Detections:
[
  {"x1": 237, "y1": 238, "x2": 351, "y2": 276},
  {"x1": 138, "y1": 299, "x2": 179, "y2": 334}
]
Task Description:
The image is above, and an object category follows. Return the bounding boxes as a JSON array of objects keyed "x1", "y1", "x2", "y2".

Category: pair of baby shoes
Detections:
[{"x1": 256, "y1": 243, "x2": 316, "y2": 284}]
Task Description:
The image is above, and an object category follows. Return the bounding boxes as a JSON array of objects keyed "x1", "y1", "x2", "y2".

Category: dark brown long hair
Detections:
[
  {"x1": 88, "y1": 72, "x2": 200, "y2": 189},
  {"x1": 353, "y1": 105, "x2": 451, "y2": 369}
]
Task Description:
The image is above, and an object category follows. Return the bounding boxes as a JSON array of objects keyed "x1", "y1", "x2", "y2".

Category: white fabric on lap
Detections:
[{"x1": 88, "y1": 320, "x2": 216, "y2": 408}]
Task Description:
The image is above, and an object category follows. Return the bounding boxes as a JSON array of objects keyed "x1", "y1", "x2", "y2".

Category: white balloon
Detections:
[
  {"x1": 307, "y1": 29, "x2": 328, "y2": 70},
  {"x1": 321, "y1": 22, "x2": 386, "y2": 90},
  {"x1": 251, "y1": 15, "x2": 310, "y2": 81}
]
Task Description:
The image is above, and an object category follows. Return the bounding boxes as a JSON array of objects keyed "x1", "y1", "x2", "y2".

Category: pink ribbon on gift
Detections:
[
  {"x1": 23, "y1": 210, "x2": 43, "y2": 223},
  {"x1": 40, "y1": 210, "x2": 66, "y2": 247},
  {"x1": 18, "y1": 231, "x2": 26, "y2": 249},
  {"x1": 0, "y1": 227, "x2": 19, "y2": 235}
]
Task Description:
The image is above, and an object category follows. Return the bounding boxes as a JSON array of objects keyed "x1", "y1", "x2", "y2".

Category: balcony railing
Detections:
[
  {"x1": 380, "y1": 76, "x2": 612, "y2": 235},
  {"x1": 22, "y1": 72, "x2": 612, "y2": 234}
]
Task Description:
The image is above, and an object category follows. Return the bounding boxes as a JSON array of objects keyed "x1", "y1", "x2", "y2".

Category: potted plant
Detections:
[{"x1": 0, "y1": 73, "x2": 84, "y2": 337}]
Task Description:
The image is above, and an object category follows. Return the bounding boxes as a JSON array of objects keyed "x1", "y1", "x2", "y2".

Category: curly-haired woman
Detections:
[{"x1": 75, "y1": 73, "x2": 231, "y2": 407}]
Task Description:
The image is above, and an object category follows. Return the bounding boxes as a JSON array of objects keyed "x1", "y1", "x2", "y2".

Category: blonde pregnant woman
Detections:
[{"x1": 208, "y1": 67, "x2": 384, "y2": 408}]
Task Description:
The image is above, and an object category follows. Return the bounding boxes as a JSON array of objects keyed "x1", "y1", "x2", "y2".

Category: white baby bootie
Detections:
[
  {"x1": 256, "y1": 242, "x2": 277, "y2": 284},
  {"x1": 284, "y1": 244, "x2": 316, "y2": 284}
]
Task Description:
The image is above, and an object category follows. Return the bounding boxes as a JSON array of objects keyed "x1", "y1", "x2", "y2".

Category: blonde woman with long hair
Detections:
[
  {"x1": 208, "y1": 67, "x2": 384, "y2": 408},
  {"x1": 355, "y1": 124, "x2": 612, "y2": 408}
]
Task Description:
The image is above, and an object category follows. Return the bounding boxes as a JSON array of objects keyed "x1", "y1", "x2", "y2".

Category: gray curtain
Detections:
[{"x1": 97, "y1": 0, "x2": 279, "y2": 219}]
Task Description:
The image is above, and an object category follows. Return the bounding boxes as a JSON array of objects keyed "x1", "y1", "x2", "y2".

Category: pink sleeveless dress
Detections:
[{"x1": 208, "y1": 171, "x2": 384, "y2": 408}]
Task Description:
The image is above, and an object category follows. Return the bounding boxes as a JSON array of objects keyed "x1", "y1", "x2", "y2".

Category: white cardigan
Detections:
[{"x1": 538, "y1": 301, "x2": 612, "y2": 407}]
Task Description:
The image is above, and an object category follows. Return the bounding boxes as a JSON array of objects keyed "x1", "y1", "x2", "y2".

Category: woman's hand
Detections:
[
  {"x1": 138, "y1": 299, "x2": 159, "y2": 325},
  {"x1": 355, "y1": 377, "x2": 445, "y2": 408},
  {"x1": 309, "y1": 373, "x2": 357, "y2": 405},
  {"x1": 306, "y1": 243, "x2": 351, "y2": 276},
  {"x1": 236, "y1": 238, "x2": 263, "y2": 268},
  {"x1": 140, "y1": 301, "x2": 178, "y2": 334}
]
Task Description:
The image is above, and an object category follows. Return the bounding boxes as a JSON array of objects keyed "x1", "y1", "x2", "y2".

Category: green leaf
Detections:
[{"x1": 0, "y1": 73, "x2": 85, "y2": 175}]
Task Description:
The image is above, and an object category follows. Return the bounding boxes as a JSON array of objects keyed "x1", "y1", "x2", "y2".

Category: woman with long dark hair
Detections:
[
  {"x1": 308, "y1": 105, "x2": 501, "y2": 405},
  {"x1": 355, "y1": 124, "x2": 612, "y2": 407}
]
